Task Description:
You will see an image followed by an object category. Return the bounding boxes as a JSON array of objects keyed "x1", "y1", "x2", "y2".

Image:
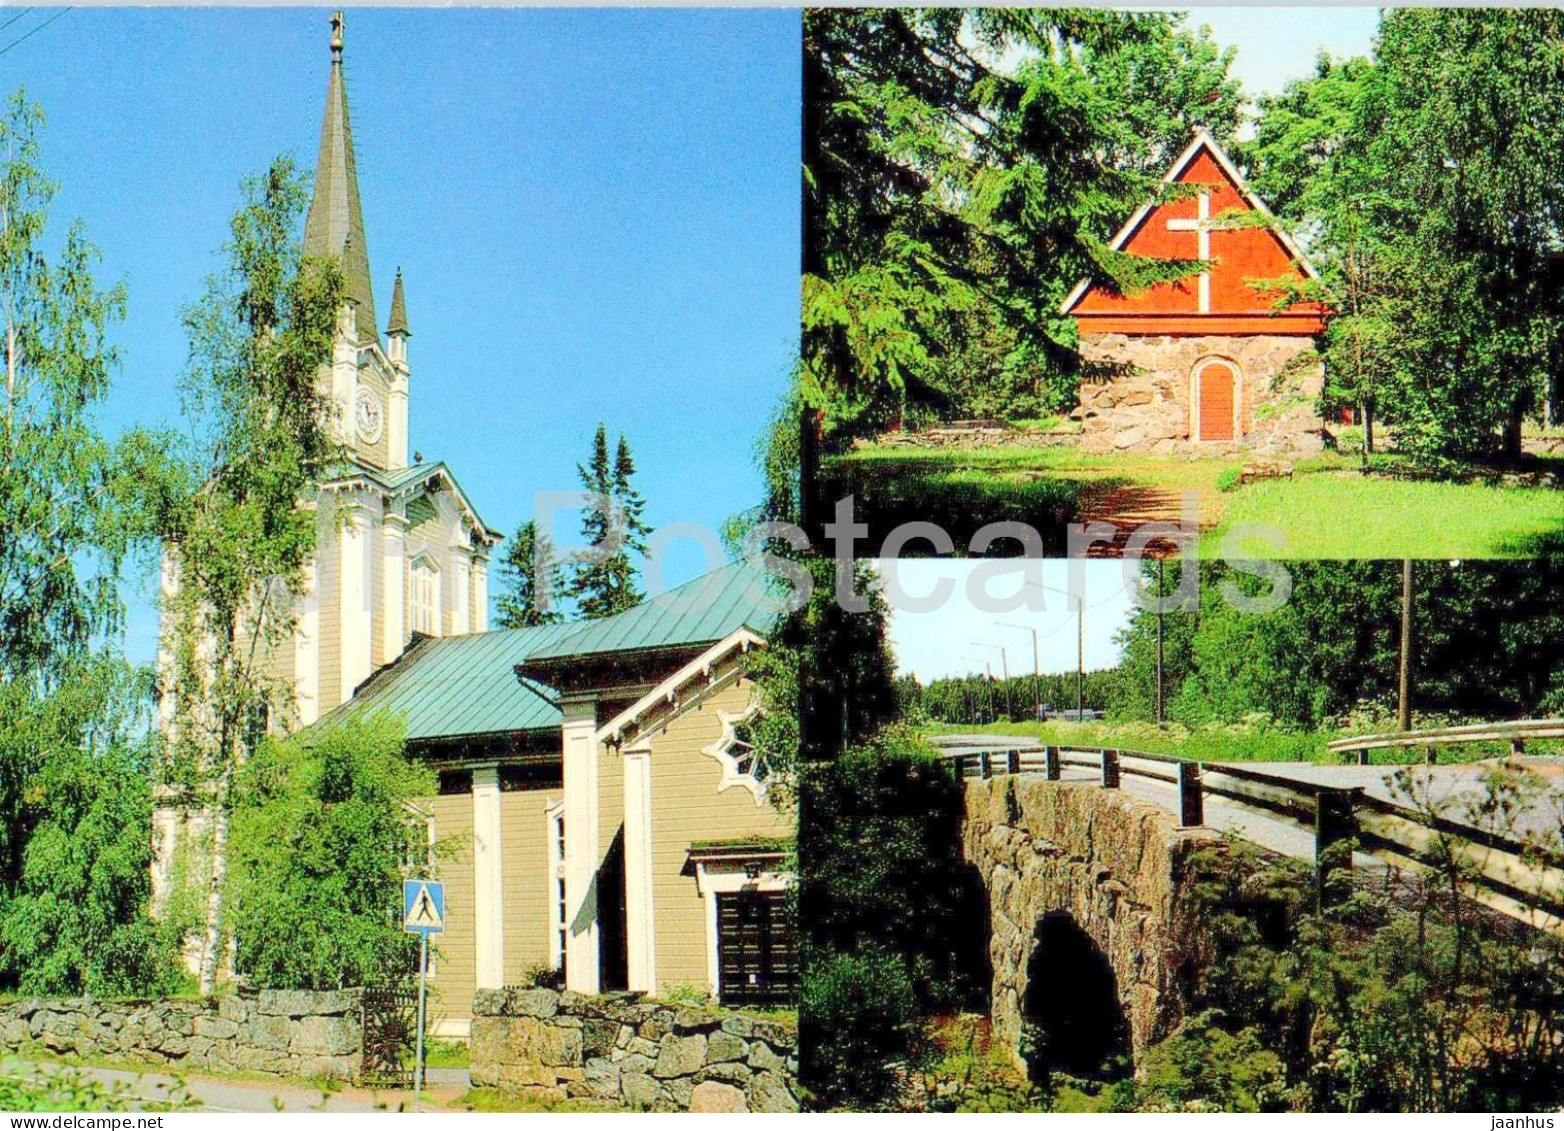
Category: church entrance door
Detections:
[{"x1": 1196, "y1": 361, "x2": 1236, "y2": 441}]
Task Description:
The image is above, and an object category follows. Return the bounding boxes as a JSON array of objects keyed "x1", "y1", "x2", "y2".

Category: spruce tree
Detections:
[
  {"x1": 569, "y1": 423, "x2": 645, "y2": 619},
  {"x1": 495, "y1": 519, "x2": 563, "y2": 628}
]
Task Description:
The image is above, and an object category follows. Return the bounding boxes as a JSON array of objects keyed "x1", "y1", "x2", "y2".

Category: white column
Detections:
[
  {"x1": 338, "y1": 504, "x2": 373, "y2": 704},
  {"x1": 470, "y1": 554, "x2": 489, "y2": 633},
  {"x1": 561, "y1": 695, "x2": 600, "y2": 994},
  {"x1": 623, "y1": 747, "x2": 657, "y2": 994},
  {"x1": 387, "y1": 370, "x2": 410, "y2": 470},
  {"x1": 382, "y1": 513, "x2": 408, "y2": 664},
  {"x1": 451, "y1": 551, "x2": 471, "y2": 638},
  {"x1": 472, "y1": 764, "x2": 506, "y2": 990}
]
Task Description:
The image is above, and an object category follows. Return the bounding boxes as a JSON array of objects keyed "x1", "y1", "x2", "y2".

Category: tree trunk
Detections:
[
  {"x1": 196, "y1": 795, "x2": 231, "y2": 994},
  {"x1": 1502, "y1": 402, "x2": 1524, "y2": 462},
  {"x1": 1363, "y1": 401, "x2": 1375, "y2": 456}
]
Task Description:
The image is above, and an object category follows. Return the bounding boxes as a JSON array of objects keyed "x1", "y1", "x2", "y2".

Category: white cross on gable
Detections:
[{"x1": 1166, "y1": 189, "x2": 1212, "y2": 314}]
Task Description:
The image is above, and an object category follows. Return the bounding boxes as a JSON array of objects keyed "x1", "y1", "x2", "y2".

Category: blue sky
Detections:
[
  {"x1": 1186, "y1": 6, "x2": 1379, "y2": 101},
  {"x1": 12, "y1": 8, "x2": 799, "y2": 664},
  {"x1": 877, "y1": 561, "x2": 1142, "y2": 683}
]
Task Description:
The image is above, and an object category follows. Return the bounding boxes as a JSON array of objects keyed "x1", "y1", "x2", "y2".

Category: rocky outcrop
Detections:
[
  {"x1": 470, "y1": 988, "x2": 797, "y2": 1112},
  {"x1": 1077, "y1": 332, "x2": 1324, "y2": 457},
  {"x1": 962, "y1": 777, "x2": 1223, "y2": 1067},
  {"x1": 0, "y1": 989, "x2": 363, "y2": 1080}
]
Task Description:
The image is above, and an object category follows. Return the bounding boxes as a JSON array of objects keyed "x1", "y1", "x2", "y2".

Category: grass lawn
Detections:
[
  {"x1": 826, "y1": 444, "x2": 1564, "y2": 559},
  {"x1": 922, "y1": 719, "x2": 1554, "y2": 765}
]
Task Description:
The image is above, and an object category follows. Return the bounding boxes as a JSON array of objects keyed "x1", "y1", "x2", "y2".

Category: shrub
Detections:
[
  {"x1": 1215, "y1": 467, "x2": 1242, "y2": 493},
  {"x1": 801, "y1": 946, "x2": 918, "y2": 1110},
  {"x1": 224, "y1": 714, "x2": 435, "y2": 989}
]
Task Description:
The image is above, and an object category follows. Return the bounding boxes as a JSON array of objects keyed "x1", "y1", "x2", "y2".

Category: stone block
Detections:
[
  {"x1": 706, "y1": 1029, "x2": 748, "y2": 1064},
  {"x1": 690, "y1": 1081, "x2": 748, "y2": 1113},
  {"x1": 503, "y1": 988, "x2": 560, "y2": 1018},
  {"x1": 718, "y1": 1015, "x2": 753, "y2": 1038},
  {"x1": 583, "y1": 1056, "x2": 621, "y2": 1099},
  {"x1": 672, "y1": 1006, "x2": 721, "y2": 1034},
  {"x1": 194, "y1": 1015, "x2": 239, "y2": 1041},
  {"x1": 219, "y1": 995, "x2": 250, "y2": 1024},
  {"x1": 747, "y1": 1041, "x2": 785, "y2": 1073},
  {"x1": 652, "y1": 1033, "x2": 706, "y2": 1079},
  {"x1": 621, "y1": 1072, "x2": 659, "y2": 1110},
  {"x1": 291, "y1": 1015, "x2": 359, "y2": 1057},
  {"x1": 748, "y1": 1070, "x2": 798, "y2": 1113}
]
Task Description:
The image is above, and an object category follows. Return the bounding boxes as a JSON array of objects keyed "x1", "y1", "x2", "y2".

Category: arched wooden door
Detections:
[{"x1": 1196, "y1": 361, "x2": 1236, "y2": 441}]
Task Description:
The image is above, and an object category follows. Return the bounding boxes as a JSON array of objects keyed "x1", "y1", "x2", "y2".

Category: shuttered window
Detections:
[{"x1": 716, "y1": 891, "x2": 797, "y2": 1008}]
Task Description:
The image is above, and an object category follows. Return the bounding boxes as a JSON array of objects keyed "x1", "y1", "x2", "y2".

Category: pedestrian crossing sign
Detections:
[{"x1": 403, "y1": 880, "x2": 445, "y2": 936}]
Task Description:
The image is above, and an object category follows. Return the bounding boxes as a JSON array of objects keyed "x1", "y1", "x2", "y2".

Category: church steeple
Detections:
[{"x1": 304, "y1": 10, "x2": 379, "y2": 345}]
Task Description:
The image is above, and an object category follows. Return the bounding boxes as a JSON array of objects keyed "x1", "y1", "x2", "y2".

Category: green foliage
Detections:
[
  {"x1": 1215, "y1": 467, "x2": 1241, "y2": 493},
  {"x1": 0, "y1": 90, "x2": 180, "y2": 999},
  {"x1": 1131, "y1": 1013, "x2": 1292, "y2": 1112},
  {"x1": 0, "y1": 1061, "x2": 192, "y2": 1112},
  {"x1": 1111, "y1": 560, "x2": 1564, "y2": 730},
  {"x1": 803, "y1": 10, "x2": 1227, "y2": 438},
  {"x1": 800, "y1": 947, "x2": 919, "y2": 1110},
  {"x1": 1246, "y1": 12, "x2": 1564, "y2": 461},
  {"x1": 494, "y1": 519, "x2": 563, "y2": 628},
  {"x1": 225, "y1": 715, "x2": 433, "y2": 990},
  {"x1": 0, "y1": 661, "x2": 181, "y2": 997},
  {"x1": 568, "y1": 423, "x2": 647, "y2": 619},
  {"x1": 915, "y1": 670, "x2": 1115, "y2": 725}
]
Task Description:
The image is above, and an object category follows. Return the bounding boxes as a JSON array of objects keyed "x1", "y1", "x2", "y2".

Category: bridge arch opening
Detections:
[{"x1": 1021, "y1": 911, "x2": 1131, "y2": 1082}]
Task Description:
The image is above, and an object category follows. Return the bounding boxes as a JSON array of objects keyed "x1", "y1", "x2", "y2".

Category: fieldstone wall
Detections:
[
  {"x1": 0, "y1": 989, "x2": 363, "y2": 1080},
  {"x1": 470, "y1": 988, "x2": 797, "y2": 1112},
  {"x1": 1077, "y1": 332, "x2": 1324, "y2": 457},
  {"x1": 963, "y1": 777, "x2": 1223, "y2": 1067}
]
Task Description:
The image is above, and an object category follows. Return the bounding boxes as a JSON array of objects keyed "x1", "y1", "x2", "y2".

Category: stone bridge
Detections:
[{"x1": 961, "y1": 775, "x2": 1225, "y2": 1074}]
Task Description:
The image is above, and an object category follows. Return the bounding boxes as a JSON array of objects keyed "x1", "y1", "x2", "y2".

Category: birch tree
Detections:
[{"x1": 160, "y1": 156, "x2": 342, "y2": 992}]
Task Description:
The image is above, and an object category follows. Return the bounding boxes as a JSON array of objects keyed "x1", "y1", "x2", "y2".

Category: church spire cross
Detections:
[{"x1": 330, "y1": 10, "x2": 344, "y2": 60}]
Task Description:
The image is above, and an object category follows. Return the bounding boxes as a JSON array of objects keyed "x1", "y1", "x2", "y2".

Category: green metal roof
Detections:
[
  {"x1": 310, "y1": 562, "x2": 785, "y2": 744},
  {"x1": 522, "y1": 561, "x2": 784, "y2": 663},
  {"x1": 313, "y1": 621, "x2": 575, "y2": 743}
]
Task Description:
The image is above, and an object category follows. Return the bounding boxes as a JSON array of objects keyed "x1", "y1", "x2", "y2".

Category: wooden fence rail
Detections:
[
  {"x1": 1327, "y1": 718, "x2": 1564, "y2": 763},
  {"x1": 941, "y1": 743, "x2": 1564, "y2": 928}
]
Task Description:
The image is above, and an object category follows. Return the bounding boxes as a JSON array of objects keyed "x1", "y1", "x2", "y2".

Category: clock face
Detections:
[{"x1": 354, "y1": 386, "x2": 385, "y2": 444}]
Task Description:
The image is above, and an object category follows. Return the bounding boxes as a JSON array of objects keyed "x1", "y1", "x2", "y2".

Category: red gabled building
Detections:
[{"x1": 1062, "y1": 130, "x2": 1329, "y2": 454}]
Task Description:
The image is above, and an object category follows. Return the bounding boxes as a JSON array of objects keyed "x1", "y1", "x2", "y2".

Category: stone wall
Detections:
[
  {"x1": 470, "y1": 988, "x2": 797, "y2": 1112},
  {"x1": 0, "y1": 989, "x2": 363, "y2": 1080},
  {"x1": 1077, "y1": 332, "x2": 1324, "y2": 457},
  {"x1": 962, "y1": 777, "x2": 1223, "y2": 1067}
]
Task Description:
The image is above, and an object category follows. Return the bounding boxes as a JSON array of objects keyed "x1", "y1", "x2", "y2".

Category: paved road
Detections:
[
  {"x1": 933, "y1": 733, "x2": 1564, "y2": 859},
  {"x1": 2, "y1": 1058, "x2": 471, "y2": 1113}
]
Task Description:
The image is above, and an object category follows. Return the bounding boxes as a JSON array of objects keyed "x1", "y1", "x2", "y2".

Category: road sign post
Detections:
[{"x1": 403, "y1": 879, "x2": 445, "y2": 1107}]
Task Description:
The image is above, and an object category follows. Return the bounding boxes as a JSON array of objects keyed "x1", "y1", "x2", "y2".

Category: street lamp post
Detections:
[
  {"x1": 999, "y1": 622, "x2": 1042, "y2": 721},
  {"x1": 971, "y1": 642, "x2": 1013, "y2": 721}
]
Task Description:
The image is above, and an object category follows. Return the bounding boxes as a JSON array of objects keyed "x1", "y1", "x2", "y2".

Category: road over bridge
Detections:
[{"x1": 931, "y1": 729, "x2": 1564, "y2": 1075}]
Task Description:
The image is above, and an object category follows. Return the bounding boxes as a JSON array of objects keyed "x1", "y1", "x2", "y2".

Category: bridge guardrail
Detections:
[
  {"x1": 1327, "y1": 717, "x2": 1564, "y2": 763},
  {"x1": 940, "y1": 743, "x2": 1564, "y2": 928}
]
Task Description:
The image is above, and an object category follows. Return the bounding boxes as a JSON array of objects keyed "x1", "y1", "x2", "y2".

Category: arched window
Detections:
[{"x1": 409, "y1": 555, "x2": 441, "y2": 636}]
